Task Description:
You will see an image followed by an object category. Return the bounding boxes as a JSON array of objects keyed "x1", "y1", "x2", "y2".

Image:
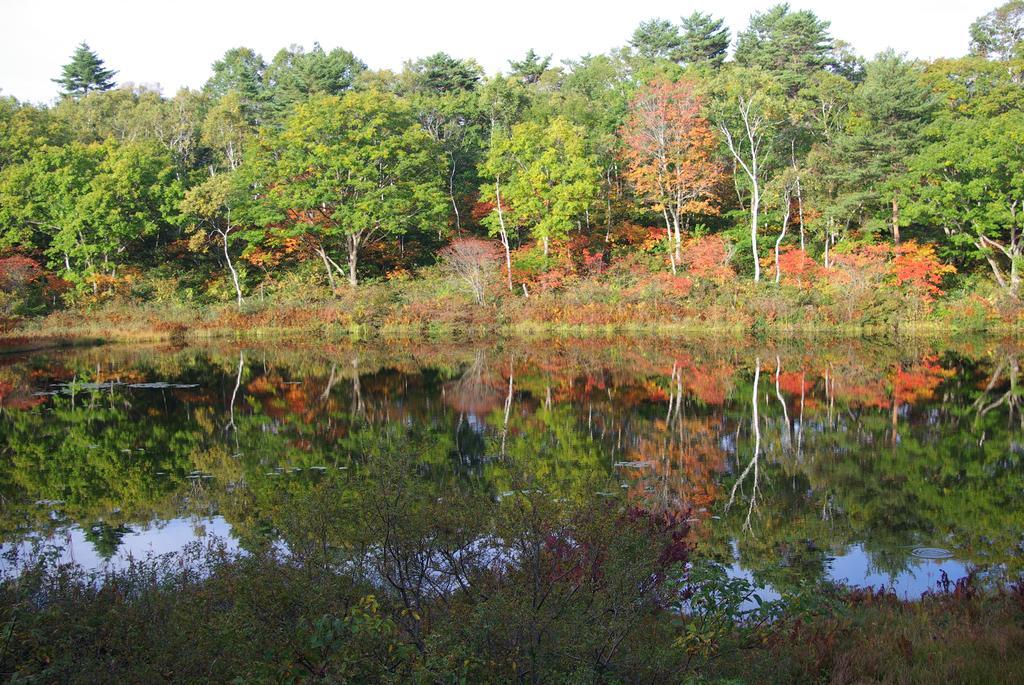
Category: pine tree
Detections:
[
  {"x1": 629, "y1": 19, "x2": 683, "y2": 62},
  {"x1": 53, "y1": 42, "x2": 117, "y2": 98},
  {"x1": 835, "y1": 51, "x2": 937, "y2": 243},
  {"x1": 735, "y1": 4, "x2": 833, "y2": 92},
  {"x1": 678, "y1": 12, "x2": 730, "y2": 67}
]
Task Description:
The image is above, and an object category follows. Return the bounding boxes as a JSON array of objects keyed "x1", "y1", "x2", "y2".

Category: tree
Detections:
[
  {"x1": 480, "y1": 118, "x2": 600, "y2": 259},
  {"x1": 713, "y1": 68, "x2": 787, "y2": 282},
  {"x1": 678, "y1": 12, "x2": 730, "y2": 67},
  {"x1": 970, "y1": 1, "x2": 1024, "y2": 61},
  {"x1": 907, "y1": 111, "x2": 1024, "y2": 296},
  {"x1": 262, "y1": 43, "x2": 365, "y2": 119},
  {"x1": 630, "y1": 19, "x2": 682, "y2": 62},
  {"x1": 0, "y1": 141, "x2": 181, "y2": 290},
  {"x1": 735, "y1": 4, "x2": 833, "y2": 93},
  {"x1": 264, "y1": 91, "x2": 447, "y2": 287},
  {"x1": 401, "y1": 54, "x2": 486, "y2": 232},
  {"x1": 204, "y1": 47, "x2": 266, "y2": 123},
  {"x1": 201, "y1": 92, "x2": 250, "y2": 172},
  {"x1": 620, "y1": 78, "x2": 724, "y2": 272},
  {"x1": 0, "y1": 97, "x2": 66, "y2": 170},
  {"x1": 841, "y1": 51, "x2": 937, "y2": 243},
  {"x1": 181, "y1": 171, "x2": 252, "y2": 308},
  {"x1": 554, "y1": 52, "x2": 634, "y2": 243},
  {"x1": 508, "y1": 49, "x2": 552, "y2": 85},
  {"x1": 53, "y1": 42, "x2": 117, "y2": 98},
  {"x1": 404, "y1": 52, "x2": 482, "y2": 94},
  {"x1": 439, "y1": 237, "x2": 501, "y2": 305}
]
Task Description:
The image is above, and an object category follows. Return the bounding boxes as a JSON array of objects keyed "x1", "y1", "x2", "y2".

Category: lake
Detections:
[{"x1": 1, "y1": 336, "x2": 1021, "y2": 598}]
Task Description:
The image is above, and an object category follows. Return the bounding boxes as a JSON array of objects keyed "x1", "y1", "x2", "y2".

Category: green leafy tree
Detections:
[
  {"x1": 53, "y1": 42, "x2": 117, "y2": 98},
  {"x1": 181, "y1": 170, "x2": 256, "y2": 307},
  {"x1": 970, "y1": 1, "x2": 1024, "y2": 61},
  {"x1": 712, "y1": 67, "x2": 788, "y2": 281},
  {"x1": 678, "y1": 12, "x2": 731, "y2": 67},
  {"x1": 735, "y1": 4, "x2": 833, "y2": 93},
  {"x1": 630, "y1": 19, "x2": 683, "y2": 62},
  {"x1": 839, "y1": 51, "x2": 937, "y2": 243},
  {"x1": 201, "y1": 91, "x2": 251, "y2": 172},
  {"x1": 0, "y1": 97, "x2": 66, "y2": 170},
  {"x1": 401, "y1": 54, "x2": 486, "y2": 231},
  {"x1": 480, "y1": 117, "x2": 600, "y2": 258},
  {"x1": 0, "y1": 140, "x2": 181, "y2": 290},
  {"x1": 264, "y1": 91, "x2": 448, "y2": 287},
  {"x1": 907, "y1": 111, "x2": 1024, "y2": 296}
]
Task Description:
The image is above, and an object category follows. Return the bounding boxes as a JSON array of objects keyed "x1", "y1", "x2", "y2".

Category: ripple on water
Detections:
[{"x1": 911, "y1": 547, "x2": 954, "y2": 559}]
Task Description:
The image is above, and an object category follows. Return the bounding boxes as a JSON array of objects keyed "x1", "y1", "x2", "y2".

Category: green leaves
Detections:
[
  {"x1": 52, "y1": 42, "x2": 117, "y2": 99},
  {"x1": 0, "y1": 140, "x2": 181, "y2": 286},
  {"x1": 480, "y1": 118, "x2": 600, "y2": 251}
]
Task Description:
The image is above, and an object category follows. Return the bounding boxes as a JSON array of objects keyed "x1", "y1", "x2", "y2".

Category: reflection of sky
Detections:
[
  {"x1": 727, "y1": 540, "x2": 970, "y2": 605},
  {"x1": 827, "y1": 545, "x2": 967, "y2": 598},
  {"x1": 2, "y1": 517, "x2": 237, "y2": 574}
]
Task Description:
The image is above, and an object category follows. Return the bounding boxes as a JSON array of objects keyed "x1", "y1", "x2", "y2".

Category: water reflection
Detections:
[{"x1": 1, "y1": 336, "x2": 1022, "y2": 594}]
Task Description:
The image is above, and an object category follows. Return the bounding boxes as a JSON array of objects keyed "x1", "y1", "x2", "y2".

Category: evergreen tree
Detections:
[
  {"x1": 836, "y1": 51, "x2": 937, "y2": 243},
  {"x1": 630, "y1": 19, "x2": 683, "y2": 62},
  {"x1": 508, "y1": 49, "x2": 551, "y2": 85},
  {"x1": 405, "y1": 52, "x2": 482, "y2": 94},
  {"x1": 204, "y1": 47, "x2": 266, "y2": 123},
  {"x1": 53, "y1": 42, "x2": 117, "y2": 98},
  {"x1": 262, "y1": 43, "x2": 365, "y2": 119},
  {"x1": 678, "y1": 12, "x2": 730, "y2": 67},
  {"x1": 735, "y1": 4, "x2": 833, "y2": 92}
]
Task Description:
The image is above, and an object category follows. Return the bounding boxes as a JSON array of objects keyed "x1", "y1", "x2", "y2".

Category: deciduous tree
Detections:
[
  {"x1": 620, "y1": 78, "x2": 724, "y2": 272},
  {"x1": 264, "y1": 91, "x2": 447, "y2": 287}
]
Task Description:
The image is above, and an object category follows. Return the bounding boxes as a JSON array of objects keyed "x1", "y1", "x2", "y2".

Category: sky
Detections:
[{"x1": 0, "y1": 0, "x2": 995, "y2": 104}]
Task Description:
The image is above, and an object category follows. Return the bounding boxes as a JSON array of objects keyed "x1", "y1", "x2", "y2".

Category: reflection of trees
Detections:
[
  {"x1": 0, "y1": 338, "x2": 1022, "y2": 582},
  {"x1": 727, "y1": 359, "x2": 762, "y2": 534}
]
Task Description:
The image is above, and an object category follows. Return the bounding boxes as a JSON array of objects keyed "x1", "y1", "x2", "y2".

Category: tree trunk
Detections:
[
  {"x1": 796, "y1": 177, "x2": 805, "y2": 252},
  {"x1": 750, "y1": 185, "x2": 761, "y2": 282},
  {"x1": 495, "y1": 178, "x2": 513, "y2": 292},
  {"x1": 317, "y1": 244, "x2": 336, "y2": 290},
  {"x1": 448, "y1": 152, "x2": 461, "y2": 233},
  {"x1": 348, "y1": 237, "x2": 359, "y2": 288},
  {"x1": 774, "y1": 196, "x2": 791, "y2": 284},
  {"x1": 891, "y1": 194, "x2": 901, "y2": 245},
  {"x1": 663, "y1": 208, "x2": 677, "y2": 275},
  {"x1": 221, "y1": 227, "x2": 243, "y2": 309}
]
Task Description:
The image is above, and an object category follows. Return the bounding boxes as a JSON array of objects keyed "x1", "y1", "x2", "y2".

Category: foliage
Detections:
[{"x1": 53, "y1": 42, "x2": 117, "y2": 98}]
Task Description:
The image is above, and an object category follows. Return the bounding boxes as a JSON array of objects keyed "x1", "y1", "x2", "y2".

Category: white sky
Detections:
[{"x1": 1, "y1": 0, "x2": 995, "y2": 104}]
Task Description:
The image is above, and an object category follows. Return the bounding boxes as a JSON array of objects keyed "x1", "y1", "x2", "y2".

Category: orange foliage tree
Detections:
[{"x1": 620, "y1": 78, "x2": 725, "y2": 273}]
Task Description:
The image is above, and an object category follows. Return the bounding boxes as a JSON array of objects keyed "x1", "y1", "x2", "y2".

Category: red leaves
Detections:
[
  {"x1": 620, "y1": 79, "x2": 725, "y2": 222},
  {"x1": 891, "y1": 241, "x2": 956, "y2": 300},
  {"x1": 0, "y1": 255, "x2": 43, "y2": 291},
  {"x1": 765, "y1": 245, "x2": 826, "y2": 287},
  {"x1": 763, "y1": 240, "x2": 955, "y2": 304},
  {"x1": 681, "y1": 235, "x2": 734, "y2": 282}
]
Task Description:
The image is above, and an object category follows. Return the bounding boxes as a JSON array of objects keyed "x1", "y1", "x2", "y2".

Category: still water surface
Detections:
[{"x1": 1, "y1": 336, "x2": 1021, "y2": 597}]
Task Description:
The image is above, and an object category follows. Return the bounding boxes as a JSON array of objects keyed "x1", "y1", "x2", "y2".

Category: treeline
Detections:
[{"x1": 0, "y1": 2, "x2": 1022, "y2": 317}]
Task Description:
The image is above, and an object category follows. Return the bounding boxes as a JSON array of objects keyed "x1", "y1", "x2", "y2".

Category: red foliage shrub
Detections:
[
  {"x1": 470, "y1": 199, "x2": 495, "y2": 224},
  {"x1": 830, "y1": 240, "x2": 955, "y2": 303},
  {"x1": 0, "y1": 255, "x2": 43, "y2": 292},
  {"x1": 764, "y1": 245, "x2": 827, "y2": 287},
  {"x1": 892, "y1": 241, "x2": 956, "y2": 300},
  {"x1": 680, "y1": 235, "x2": 734, "y2": 282}
]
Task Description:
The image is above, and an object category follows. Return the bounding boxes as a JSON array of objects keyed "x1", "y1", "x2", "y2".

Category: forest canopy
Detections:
[{"x1": 1, "y1": 2, "x2": 1023, "y2": 329}]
